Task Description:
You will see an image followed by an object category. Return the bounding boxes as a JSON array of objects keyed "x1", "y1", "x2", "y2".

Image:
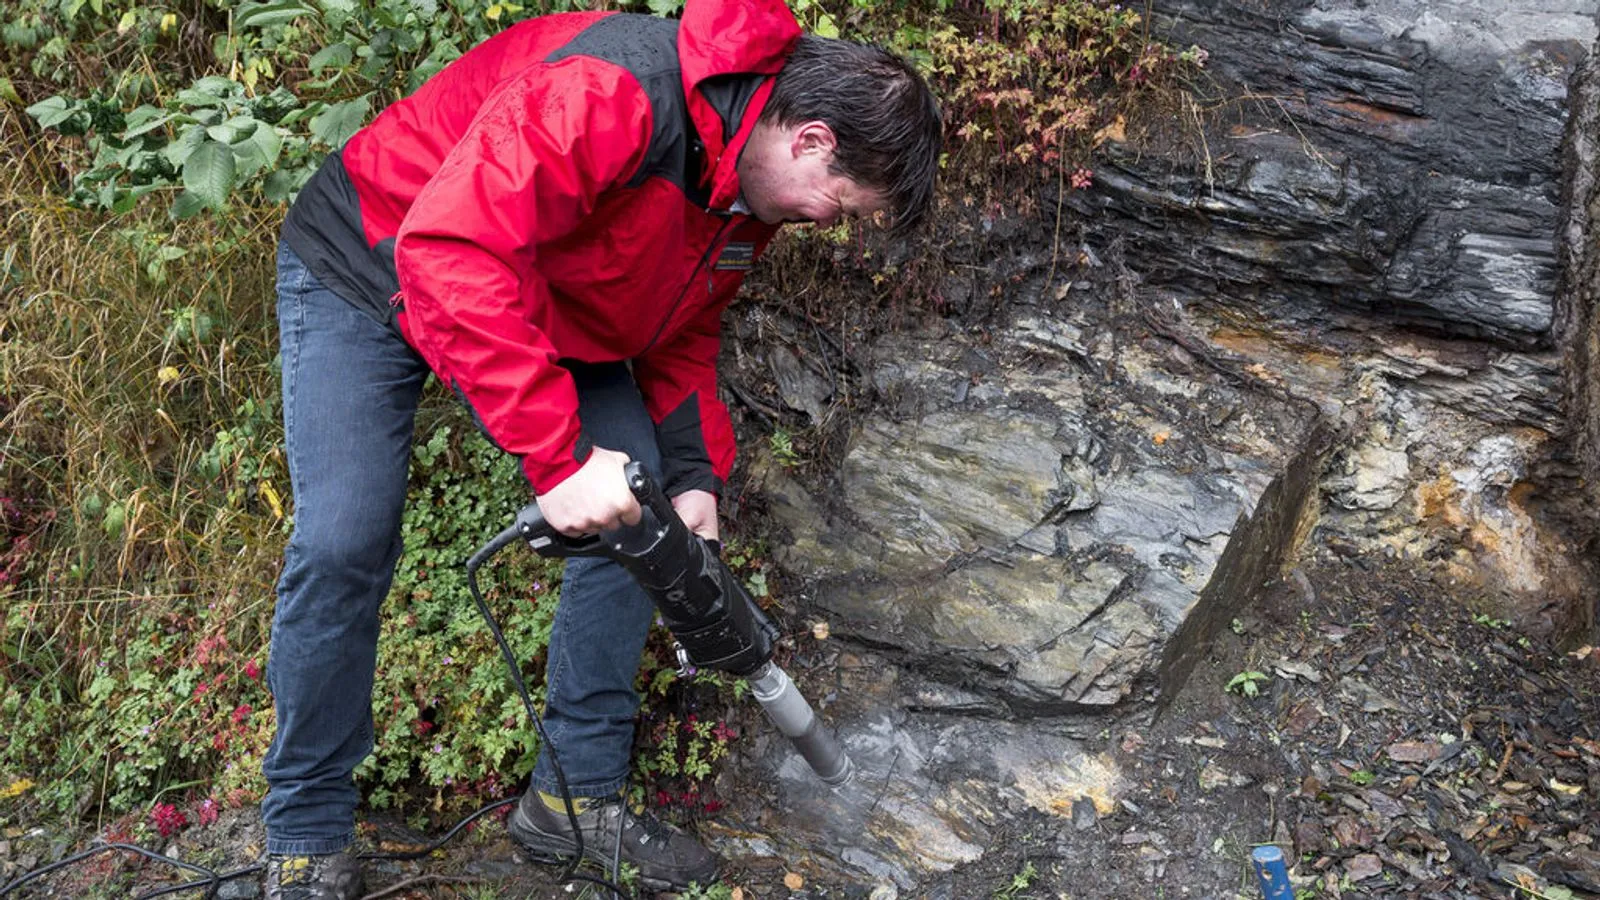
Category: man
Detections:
[{"x1": 260, "y1": 0, "x2": 941, "y2": 893}]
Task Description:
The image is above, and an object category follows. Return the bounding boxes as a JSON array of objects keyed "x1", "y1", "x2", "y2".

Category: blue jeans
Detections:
[{"x1": 262, "y1": 243, "x2": 657, "y2": 854}]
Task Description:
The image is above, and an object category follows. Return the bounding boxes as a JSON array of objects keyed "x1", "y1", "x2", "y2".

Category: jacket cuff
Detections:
[
  {"x1": 523, "y1": 433, "x2": 594, "y2": 495},
  {"x1": 661, "y1": 464, "x2": 723, "y2": 499}
]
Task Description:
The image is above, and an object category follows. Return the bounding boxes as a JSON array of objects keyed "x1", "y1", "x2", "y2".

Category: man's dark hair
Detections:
[{"x1": 762, "y1": 36, "x2": 942, "y2": 232}]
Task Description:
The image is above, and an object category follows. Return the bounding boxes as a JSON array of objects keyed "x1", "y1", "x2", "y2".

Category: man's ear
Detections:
[{"x1": 791, "y1": 120, "x2": 838, "y2": 159}]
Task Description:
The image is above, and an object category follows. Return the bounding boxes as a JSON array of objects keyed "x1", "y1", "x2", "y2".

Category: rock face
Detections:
[
  {"x1": 730, "y1": 307, "x2": 1327, "y2": 884},
  {"x1": 1076, "y1": 0, "x2": 1599, "y2": 621},
  {"x1": 759, "y1": 320, "x2": 1313, "y2": 716},
  {"x1": 1085, "y1": 0, "x2": 1594, "y2": 348},
  {"x1": 718, "y1": 0, "x2": 1600, "y2": 889},
  {"x1": 1561, "y1": 53, "x2": 1600, "y2": 542}
]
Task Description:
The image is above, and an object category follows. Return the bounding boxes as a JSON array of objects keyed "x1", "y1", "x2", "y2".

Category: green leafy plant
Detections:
[
  {"x1": 994, "y1": 860, "x2": 1038, "y2": 899},
  {"x1": 1473, "y1": 613, "x2": 1510, "y2": 630},
  {"x1": 358, "y1": 422, "x2": 561, "y2": 818},
  {"x1": 675, "y1": 882, "x2": 736, "y2": 900},
  {"x1": 1225, "y1": 670, "x2": 1269, "y2": 698},
  {"x1": 769, "y1": 428, "x2": 801, "y2": 468}
]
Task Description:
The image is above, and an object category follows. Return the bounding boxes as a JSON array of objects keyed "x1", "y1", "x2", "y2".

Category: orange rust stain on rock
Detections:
[
  {"x1": 1324, "y1": 99, "x2": 1424, "y2": 129},
  {"x1": 1416, "y1": 475, "x2": 1461, "y2": 526},
  {"x1": 1507, "y1": 481, "x2": 1539, "y2": 511},
  {"x1": 1210, "y1": 326, "x2": 1343, "y2": 370},
  {"x1": 1465, "y1": 521, "x2": 1505, "y2": 557}
]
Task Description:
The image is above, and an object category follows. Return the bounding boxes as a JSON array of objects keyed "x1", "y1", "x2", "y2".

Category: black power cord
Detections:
[
  {"x1": 1, "y1": 539, "x2": 632, "y2": 899},
  {"x1": 464, "y1": 536, "x2": 631, "y2": 899}
]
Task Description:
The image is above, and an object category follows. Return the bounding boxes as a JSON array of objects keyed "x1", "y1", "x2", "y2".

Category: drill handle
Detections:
[
  {"x1": 511, "y1": 461, "x2": 667, "y2": 559},
  {"x1": 510, "y1": 502, "x2": 608, "y2": 558},
  {"x1": 622, "y1": 461, "x2": 678, "y2": 529}
]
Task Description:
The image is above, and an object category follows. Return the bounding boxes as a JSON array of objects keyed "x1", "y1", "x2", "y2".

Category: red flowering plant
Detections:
[{"x1": 149, "y1": 802, "x2": 188, "y2": 838}]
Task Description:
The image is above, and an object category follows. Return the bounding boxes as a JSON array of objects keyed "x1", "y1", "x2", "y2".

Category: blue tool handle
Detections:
[{"x1": 1252, "y1": 846, "x2": 1294, "y2": 900}]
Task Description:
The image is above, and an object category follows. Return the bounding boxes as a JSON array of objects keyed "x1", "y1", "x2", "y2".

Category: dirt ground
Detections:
[
  {"x1": 922, "y1": 552, "x2": 1600, "y2": 900},
  {"x1": 5, "y1": 549, "x2": 1598, "y2": 899}
]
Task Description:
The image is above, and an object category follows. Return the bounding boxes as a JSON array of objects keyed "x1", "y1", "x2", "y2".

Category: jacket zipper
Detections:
[{"x1": 640, "y1": 214, "x2": 736, "y2": 355}]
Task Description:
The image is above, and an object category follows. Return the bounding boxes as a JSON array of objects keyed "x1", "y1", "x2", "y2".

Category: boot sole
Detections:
[{"x1": 506, "y1": 805, "x2": 715, "y2": 892}]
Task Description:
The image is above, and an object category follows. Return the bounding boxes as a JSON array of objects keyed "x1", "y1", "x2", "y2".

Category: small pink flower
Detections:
[
  {"x1": 243, "y1": 660, "x2": 261, "y2": 680},
  {"x1": 1070, "y1": 168, "x2": 1094, "y2": 191},
  {"x1": 231, "y1": 704, "x2": 252, "y2": 724},
  {"x1": 197, "y1": 798, "x2": 219, "y2": 827}
]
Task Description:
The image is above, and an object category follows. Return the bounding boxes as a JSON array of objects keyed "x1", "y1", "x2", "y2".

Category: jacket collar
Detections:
[{"x1": 677, "y1": 0, "x2": 800, "y2": 208}]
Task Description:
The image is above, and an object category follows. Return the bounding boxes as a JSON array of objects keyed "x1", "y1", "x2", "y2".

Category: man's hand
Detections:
[
  {"x1": 670, "y1": 489, "x2": 719, "y2": 542},
  {"x1": 536, "y1": 447, "x2": 640, "y2": 536}
]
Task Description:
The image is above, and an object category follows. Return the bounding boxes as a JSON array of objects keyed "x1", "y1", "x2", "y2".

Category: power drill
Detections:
[{"x1": 470, "y1": 462, "x2": 853, "y2": 786}]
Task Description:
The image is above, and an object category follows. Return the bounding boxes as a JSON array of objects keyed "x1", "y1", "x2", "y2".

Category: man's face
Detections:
[{"x1": 738, "y1": 120, "x2": 890, "y2": 228}]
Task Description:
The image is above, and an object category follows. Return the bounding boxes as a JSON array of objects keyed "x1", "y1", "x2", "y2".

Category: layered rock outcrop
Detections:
[{"x1": 718, "y1": 0, "x2": 1599, "y2": 889}]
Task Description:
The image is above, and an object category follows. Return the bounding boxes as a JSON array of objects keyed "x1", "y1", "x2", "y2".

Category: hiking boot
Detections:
[
  {"x1": 507, "y1": 791, "x2": 719, "y2": 890},
  {"x1": 263, "y1": 851, "x2": 363, "y2": 900}
]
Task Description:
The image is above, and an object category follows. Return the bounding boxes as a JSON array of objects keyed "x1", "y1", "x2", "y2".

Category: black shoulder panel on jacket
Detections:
[{"x1": 547, "y1": 14, "x2": 763, "y2": 208}]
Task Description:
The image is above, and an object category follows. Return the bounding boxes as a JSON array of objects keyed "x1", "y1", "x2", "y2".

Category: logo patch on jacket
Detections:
[{"x1": 714, "y1": 242, "x2": 755, "y2": 271}]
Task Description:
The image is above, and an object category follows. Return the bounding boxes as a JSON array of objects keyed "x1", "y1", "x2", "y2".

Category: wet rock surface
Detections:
[
  {"x1": 1084, "y1": 0, "x2": 1596, "y2": 349},
  {"x1": 753, "y1": 307, "x2": 1314, "y2": 720}
]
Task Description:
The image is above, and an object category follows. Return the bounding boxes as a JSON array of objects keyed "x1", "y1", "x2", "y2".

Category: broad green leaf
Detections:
[
  {"x1": 231, "y1": 124, "x2": 283, "y2": 176},
  {"x1": 646, "y1": 0, "x2": 681, "y2": 16},
  {"x1": 122, "y1": 105, "x2": 175, "y2": 138},
  {"x1": 205, "y1": 115, "x2": 258, "y2": 144},
  {"x1": 175, "y1": 76, "x2": 239, "y2": 108},
  {"x1": 128, "y1": 115, "x2": 186, "y2": 141},
  {"x1": 0, "y1": 77, "x2": 20, "y2": 105},
  {"x1": 263, "y1": 167, "x2": 301, "y2": 202},
  {"x1": 308, "y1": 42, "x2": 353, "y2": 73},
  {"x1": 318, "y1": 0, "x2": 357, "y2": 16},
  {"x1": 192, "y1": 75, "x2": 238, "y2": 96},
  {"x1": 174, "y1": 88, "x2": 225, "y2": 109},
  {"x1": 25, "y1": 95, "x2": 79, "y2": 129},
  {"x1": 309, "y1": 94, "x2": 369, "y2": 148},
  {"x1": 163, "y1": 124, "x2": 207, "y2": 168},
  {"x1": 278, "y1": 101, "x2": 324, "y2": 128},
  {"x1": 111, "y1": 184, "x2": 161, "y2": 215},
  {"x1": 235, "y1": 0, "x2": 319, "y2": 29},
  {"x1": 181, "y1": 140, "x2": 235, "y2": 209}
]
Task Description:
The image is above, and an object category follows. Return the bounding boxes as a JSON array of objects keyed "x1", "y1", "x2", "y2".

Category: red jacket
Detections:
[{"x1": 280, "y1": 0, "x2": 800, "y2": 496}]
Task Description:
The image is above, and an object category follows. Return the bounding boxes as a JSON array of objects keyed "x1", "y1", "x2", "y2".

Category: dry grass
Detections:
[{"x1": 1, "y1": 103, "x2": 289, "y2": 802}]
